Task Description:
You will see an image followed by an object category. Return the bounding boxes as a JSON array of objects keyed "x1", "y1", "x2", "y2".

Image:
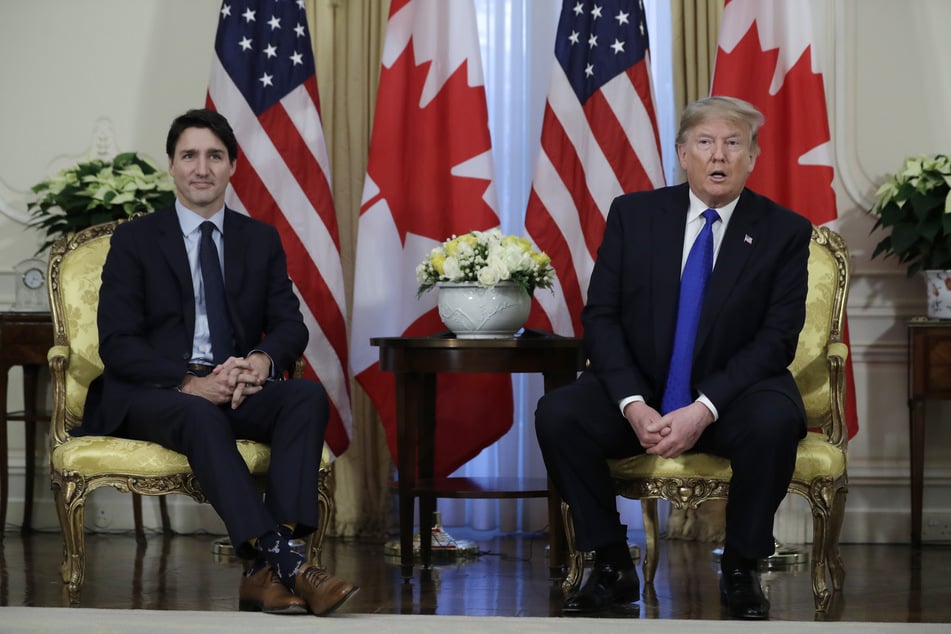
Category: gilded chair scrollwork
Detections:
[
  {"x1": 561, "y1": 226, "x2": 851, "y2": 613},
  {"x1": 47, "y1": 220, "x2": 334, "y2": 601}
]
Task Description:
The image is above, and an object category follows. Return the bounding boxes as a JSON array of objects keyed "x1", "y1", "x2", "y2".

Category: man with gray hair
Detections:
[{"x1": 536, "y1": 96, "x2": 811, "y2": 620}]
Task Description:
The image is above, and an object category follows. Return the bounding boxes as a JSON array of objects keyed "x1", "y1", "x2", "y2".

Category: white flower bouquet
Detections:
[{"x1": 416, "y1": 228, "x2": 555, "y2": 297}]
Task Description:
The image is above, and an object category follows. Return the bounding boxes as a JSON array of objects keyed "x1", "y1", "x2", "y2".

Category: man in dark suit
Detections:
[
  {"x1": 536, "y1": 96, "x2": 812, "y2": 619},
  {"x1": 79, "y1": 108, "x2": 358, "y2": 617}
]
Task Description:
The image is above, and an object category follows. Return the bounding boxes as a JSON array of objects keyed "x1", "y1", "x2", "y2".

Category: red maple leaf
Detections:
[
  {"x1": 363, "y1": 40, "x2": 499, "y2": 244},
  {"x1": 712, "y1": 24, "x2": 836, "y2": 224}
]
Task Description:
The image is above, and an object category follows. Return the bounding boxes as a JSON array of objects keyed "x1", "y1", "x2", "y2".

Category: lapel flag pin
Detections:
[{"x1": 744, "y1": 234, "x2": 753, "y2": 245}]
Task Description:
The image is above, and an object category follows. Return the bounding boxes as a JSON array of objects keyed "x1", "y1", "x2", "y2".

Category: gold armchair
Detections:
[
  {"x1": 47, "y1": 220, "x2": 334, "y2": 601},
  {"x1": 561, "y1": 226, "x2": 851, "y2": 613}
]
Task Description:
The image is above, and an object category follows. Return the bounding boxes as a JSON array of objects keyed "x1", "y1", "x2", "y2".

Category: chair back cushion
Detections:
[
  {"x1": 790, "y1": 239, "x2": 834, "y2": 425},
  {"x1": 788, "y1": 230, "x2": 846, "y2": 431},
  {"x1": 56, "y1": 231, "x2": 111, "y2": 422}
]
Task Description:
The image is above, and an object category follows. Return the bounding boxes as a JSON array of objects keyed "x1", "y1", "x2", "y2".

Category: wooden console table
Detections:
[
  {"x1": 0, "y1": 310, "x2": 53, "y2": 534},
  {"x1": 371, "y1": 329, "x2": 584, "y2": 579},
  {"x1": 907, "y1": 318, "x2": 951, "y2": 546}
]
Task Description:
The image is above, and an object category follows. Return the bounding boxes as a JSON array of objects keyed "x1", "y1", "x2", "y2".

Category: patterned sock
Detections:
[
  {"x1": 257, "y1": 528, "x2": 305, "y2": 589},
  {"x1": 244, "y1": 555, "x2": 267, "y2": 577}
]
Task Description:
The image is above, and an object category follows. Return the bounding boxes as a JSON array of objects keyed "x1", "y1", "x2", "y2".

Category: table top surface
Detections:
[
  {"x1": 0, "y1": 309, "x2": 52, "y2": 321},
  {"x1": 370, "y1": 328, "x2": 582, "y2": 349},
  {"x1": 908, "y1": 316, "x2": 951, "y2": 328}
]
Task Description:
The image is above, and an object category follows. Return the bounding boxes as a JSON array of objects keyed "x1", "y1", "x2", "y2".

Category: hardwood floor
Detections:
[{"x1": 1, "y1": 527, "x2": 949, "y2": 622}]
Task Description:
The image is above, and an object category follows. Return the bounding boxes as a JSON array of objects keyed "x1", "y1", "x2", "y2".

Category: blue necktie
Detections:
[
  {"x1": 199, "y1": 221, "x2": 233, "y2": 364},
  {"x1": 661, "y1": 208, "x2": 720, "y2": 414}
]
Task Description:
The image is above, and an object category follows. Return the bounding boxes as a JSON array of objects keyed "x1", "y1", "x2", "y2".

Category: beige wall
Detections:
[{"x1": 1, "y1": 0, "x2": 950, "y2": 543}]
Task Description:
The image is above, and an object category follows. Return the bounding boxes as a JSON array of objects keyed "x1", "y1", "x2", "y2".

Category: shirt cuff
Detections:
[
  {"x1": 618, "y1": 393, "x2": 718, "y2": 420},
  {"x1": 697, "y1": 392, "x2": 718, "y2": 421},
  {"x1": 618, "y1": 395, "x2": 644, "y2": 416},
  {"x1": 248, "y1": 349, "x2": 276, "y2": 379}
]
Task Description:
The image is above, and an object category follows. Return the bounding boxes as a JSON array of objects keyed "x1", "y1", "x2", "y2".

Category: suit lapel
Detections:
[
  {"x1": 155, "y1": 208, "x2": 197, "y2": 337},
  {"x1": 695, "y1": 189, "x2": 761, "y2": 350}
]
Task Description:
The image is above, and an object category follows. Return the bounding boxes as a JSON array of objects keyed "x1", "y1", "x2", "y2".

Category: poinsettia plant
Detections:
[
  {"x1": 869, "y1": 154, "x2": 951, "y2": 277},
  {"x1": 416, "y1": 228, "x2": 555, "y2": 297},
  {"x1": 27, "y1": 152, "x2": 175, "y2": 253}
]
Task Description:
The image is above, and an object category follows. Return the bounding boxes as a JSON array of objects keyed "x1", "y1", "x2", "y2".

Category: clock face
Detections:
[{"x1": 23, "y1": 268, "x2": 45, "y2": 290}]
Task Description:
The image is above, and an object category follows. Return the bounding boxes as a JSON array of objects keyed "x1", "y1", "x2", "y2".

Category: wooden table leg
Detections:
[
  {"x1": 416, "y1": 373, "x2": 436, "y2": 574},
  {"x1": 0, "y1": 369, "x2": 8, "y2": 535},
  {"x1": 909, "y1": 398, "x2": 925, "y2": 546},
  {"x1": 21, "y1": 365, "x2": 40, "y2": 533},
  {"x1": 395, "y1": 372, "x2": 420, "y2": 580},
  {"x1": 542, "y1": 368, "x2": 576, "y2": 577}
]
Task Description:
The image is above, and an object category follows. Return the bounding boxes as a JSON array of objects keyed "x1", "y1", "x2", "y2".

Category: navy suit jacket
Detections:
[
  {"x1": 79, "y1": 206, "x2": 307, "y2": 436},
  {"x1": 581, "y1": 183, "x2": 812, "y2": 418}
]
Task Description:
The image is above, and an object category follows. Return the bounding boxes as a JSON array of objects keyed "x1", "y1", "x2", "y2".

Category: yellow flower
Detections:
[{"x1": 417, "y1": 228, "x2": 555, "y2": 297}]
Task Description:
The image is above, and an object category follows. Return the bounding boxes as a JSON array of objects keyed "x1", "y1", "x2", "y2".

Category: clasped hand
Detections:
[
  {"x1": 623, "y1": 400, "x2": 713, "y2": 459},
  {"x1": 179, "y1": 354, "x2": 270, "y2": 409}
]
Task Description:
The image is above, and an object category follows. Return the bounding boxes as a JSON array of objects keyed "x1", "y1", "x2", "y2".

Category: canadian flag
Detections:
[
  {"x1": 350, "y1": 0, "x2": 514, "y2": 476},
  {"x1": 712, "y1": 0, "x2": 859, "y2": 438}
]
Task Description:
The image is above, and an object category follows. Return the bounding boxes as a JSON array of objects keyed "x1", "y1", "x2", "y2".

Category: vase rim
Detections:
[{"x1": 436, "y1": 280, "x2": 517, "y2": 288}]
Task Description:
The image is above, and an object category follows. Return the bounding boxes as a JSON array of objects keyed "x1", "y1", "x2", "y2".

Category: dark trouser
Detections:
[
  {"x1": 535, "y1": 372, "x2": 803, "y2": 561},
  {"x1": 118, "y1": 379, "x2": 328, "y2": 557}
]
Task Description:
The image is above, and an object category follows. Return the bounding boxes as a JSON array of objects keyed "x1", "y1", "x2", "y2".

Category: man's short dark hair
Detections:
[{"x1": 165, "y1": 108, "x2": 239, "y2": 162}]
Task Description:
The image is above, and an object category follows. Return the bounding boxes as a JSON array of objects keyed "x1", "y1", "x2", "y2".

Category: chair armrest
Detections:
[
  {"x1": 827, "y1": 341, "x2": 848, "y2": 363},
  {"x1": 825, "y1": 341, "x2": 849, "y2": 449},
  {"x1": 48, "y1": 344, "x2": 70, "y2": 364},
  {"x1": 47, "y1": 344, "x2": 72, "y2": 449}
]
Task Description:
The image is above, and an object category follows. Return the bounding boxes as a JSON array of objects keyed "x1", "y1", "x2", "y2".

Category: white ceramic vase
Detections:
[
  {"x1": 924, "y1": 270, "x2": 951, "y2": 319},
  {"x1": 436, "y1": 281, "x2": 531, "y2": 338}
]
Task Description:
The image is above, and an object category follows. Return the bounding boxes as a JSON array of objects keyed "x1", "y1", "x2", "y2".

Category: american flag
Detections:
[
  {"x1": 525, "y1": 0, "x2": 665, "y2": 337},
  {"x1": 206, "y1": 0, "x2": 352, "y2": 455},
  {"x1": 712, "y1": 0, "x2": 859, "y2": 438}
]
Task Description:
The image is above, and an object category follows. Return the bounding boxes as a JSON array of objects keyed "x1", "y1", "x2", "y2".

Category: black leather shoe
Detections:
[
  {"x1": 720, "y1": 567, "x2": 769, "y2": 619},
  {"x1": 563, "y1": 562, "x2": 639, "y2": 614}
]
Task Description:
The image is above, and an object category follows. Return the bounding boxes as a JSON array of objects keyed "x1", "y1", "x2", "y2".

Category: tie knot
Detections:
[
  {"x1": 200, "y1": 221, "x2": 217, "y2": 238},
  {"x1": 702, "y1": 208, "x2": 720, "y2": 224}
]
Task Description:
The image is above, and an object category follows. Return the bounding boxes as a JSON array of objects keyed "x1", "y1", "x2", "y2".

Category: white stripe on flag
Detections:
[
  {"x1": 547, "y1": 68, "x2": 624, "y2": 217},
  {"x1": 296, "y1": 282, "x2": 352, "y2": 440},
  {"x1": 208, "y1": 57, "x2": 347, "y2": 317},
  {"x1": 531, "y1": 150, "x2": 596, "y2": 298},
  {"x1": 281, "y1": 86, "x2": 334, "y2": 183},
  {"x1": 600, "y1": 72, "x2": 666, "y2": 189}
]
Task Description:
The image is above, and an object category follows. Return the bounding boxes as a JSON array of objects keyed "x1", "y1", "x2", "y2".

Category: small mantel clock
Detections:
[{"x1": 11, "y1": 257, "x2": 50, "y2": 312}]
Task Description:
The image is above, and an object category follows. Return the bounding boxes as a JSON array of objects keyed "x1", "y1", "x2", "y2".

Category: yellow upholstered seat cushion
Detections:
[
  {"x1": 51, "y1": 437, "x2": 272, "y2": 477},
  {"x1": 607, "y1": 432, "x2": 845, "y2": 484},
  {"x1": 52, "y1": 436, "x2": 335, "y2": 476}
]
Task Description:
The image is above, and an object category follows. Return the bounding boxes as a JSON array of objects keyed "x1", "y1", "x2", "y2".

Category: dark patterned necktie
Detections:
[
  {"x1": 199, "y1": 221, "x2": 233, "y2": 364},
  {"x1": 661, "y1": 208, "x2": 720, "y2": 414}
]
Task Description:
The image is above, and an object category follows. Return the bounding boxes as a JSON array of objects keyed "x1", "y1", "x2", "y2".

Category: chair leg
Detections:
[
  {"x1": 132, "y1": 494, "x2": 145, "y2": 544},
  {"x1": 308, "y1": 470, "x2": 334, "y2": 567},
  {"x1": 808, "y1": 490, "x2": 836, "y2": 613},
  {"x1": 159, "y1": 496, "x2": 172, "y2": 535},
  {"x1": 560, "y1": 500, "x2": 584, "y2": 596},
  {"x1": 52, "y1": 477, "x2": 87, "y2": 604},
  {"x1": 828, "y1": 488, "x2": 848, "y2": 591},
  {"x1": 641, "y1": 498, "x2": 660, "y2": 586}
]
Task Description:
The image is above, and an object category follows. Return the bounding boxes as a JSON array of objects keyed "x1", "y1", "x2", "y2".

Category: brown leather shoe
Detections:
[
  {"x1": 239, "y1": 567, "x2": 308, "y2": 615},
  {"x1": 293, "y1": 564, "x2": 359, "y2": 616}
]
